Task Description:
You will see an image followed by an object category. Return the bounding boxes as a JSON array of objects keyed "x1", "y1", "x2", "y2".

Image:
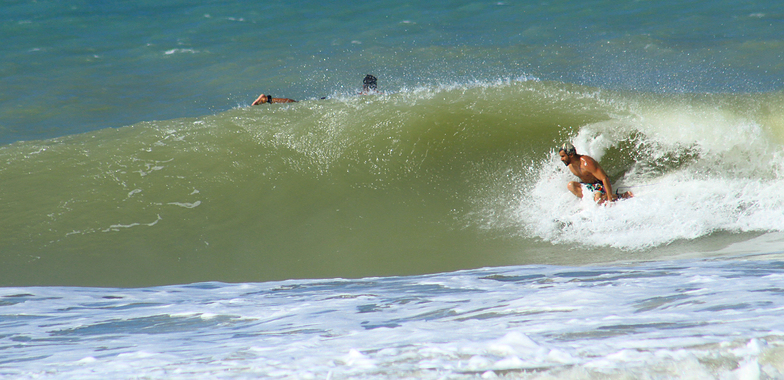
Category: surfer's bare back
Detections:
[
  {"x1": 252, "y1": 94, "x2": 297, "y2": 105},
  {"x1": 559, "y1": 142, "x2": 633, "y2": 205}
]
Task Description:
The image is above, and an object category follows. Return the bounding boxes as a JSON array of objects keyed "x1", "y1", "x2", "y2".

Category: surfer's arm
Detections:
[
  {"x1": 592, "y1": 167, "x2": 614, "y2": 202},
  {"x1": 584, "y1": 157, "x2": 615, "y2": 202},
  {"x1": 601, "y1": 176, "x2": 615, "y2": 202}
]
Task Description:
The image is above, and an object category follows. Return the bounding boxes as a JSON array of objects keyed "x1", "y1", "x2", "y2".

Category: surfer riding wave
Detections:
[{"x1": 559, "y1": 142, "x2": 633, "y2": 205}]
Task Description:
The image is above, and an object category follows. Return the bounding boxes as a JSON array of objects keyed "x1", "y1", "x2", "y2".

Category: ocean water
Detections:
[{"x1": 2, "y1": 0, "x2": 784, "y2": 378}]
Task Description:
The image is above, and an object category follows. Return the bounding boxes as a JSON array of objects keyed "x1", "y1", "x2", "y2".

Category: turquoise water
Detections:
[
  {"x1": 2, "y1": 0, "x2": 784, "y2": 378},
  {"x1": 3, "y1": 0, "x2": 782, "y2": 143}
]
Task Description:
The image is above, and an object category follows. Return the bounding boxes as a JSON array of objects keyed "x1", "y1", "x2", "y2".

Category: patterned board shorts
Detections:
[{"x1": 583, "y1": 181, "x2": 605, "y2": 194}]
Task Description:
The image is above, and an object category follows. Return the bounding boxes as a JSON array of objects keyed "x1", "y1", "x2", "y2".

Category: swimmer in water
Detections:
[{"x1": 359, "y1": 74, "x2": 381, "y2": 95}]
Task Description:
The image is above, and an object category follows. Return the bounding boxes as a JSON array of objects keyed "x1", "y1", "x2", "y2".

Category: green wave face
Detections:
[{"x1": 1, "y1": 81, "x2": 782, "y2": 286}]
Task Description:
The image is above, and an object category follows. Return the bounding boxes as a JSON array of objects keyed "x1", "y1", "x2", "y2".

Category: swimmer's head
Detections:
[
  {"x1": 559, "y1": 142, "x2": 576, "y2": 155},
  {"x1": 363, "y1": 74, "x2": 377, "y2": 90}
]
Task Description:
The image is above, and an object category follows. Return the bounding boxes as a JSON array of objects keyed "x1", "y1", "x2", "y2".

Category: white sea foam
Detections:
[
  {"x1": 164, "y1": 48, "x2": 199, "y2": 55},
  {"x1": 2, "y1": 259, "x2": 784, "y2": 379},
  {"x1": 168, "y1": 200, "x2": 201, "y2": 208}
]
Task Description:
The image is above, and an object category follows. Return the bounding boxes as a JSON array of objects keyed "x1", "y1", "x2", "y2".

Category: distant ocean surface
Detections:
[{"x1": 2, "y1": 0, "x2": 784, "y2": 378}]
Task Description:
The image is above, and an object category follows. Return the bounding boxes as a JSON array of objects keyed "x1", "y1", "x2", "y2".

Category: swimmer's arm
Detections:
[
  {"x1": 252, "y1": 94, "x2": 268, "y2": 105},
  {"x1": 252, "y1": 94, "x2": 298, "y2": 105}
]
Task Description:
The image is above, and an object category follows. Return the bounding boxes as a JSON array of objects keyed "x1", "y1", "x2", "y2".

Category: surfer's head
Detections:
[
  {"x1": 559, "y1": 142, "x2": 576, "y2": 166},
  {"x1": 559, "y1": 142, "x2": 576, "y2": 155},
  {"x1": 363, "y1": 74, "x2": 377, "y2": 91}
]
